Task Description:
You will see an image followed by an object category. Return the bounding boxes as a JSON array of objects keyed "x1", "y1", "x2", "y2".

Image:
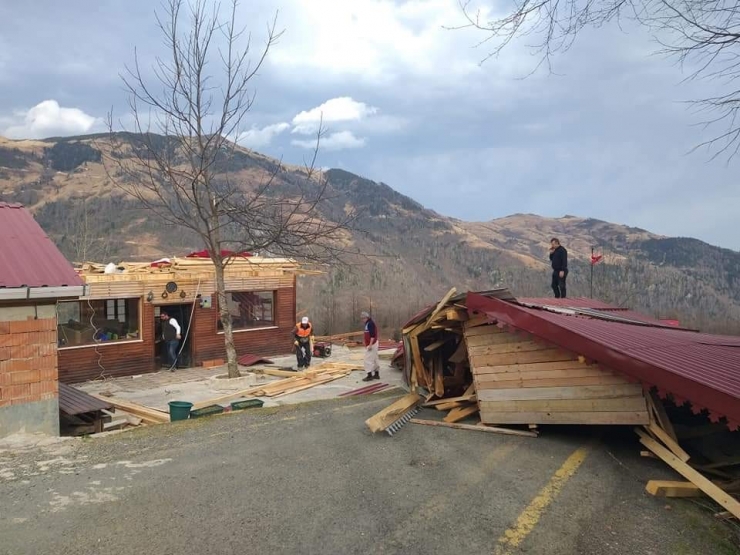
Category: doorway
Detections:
[{"x1": 154, "y1": 304, "x2": 194, "y2": 369}]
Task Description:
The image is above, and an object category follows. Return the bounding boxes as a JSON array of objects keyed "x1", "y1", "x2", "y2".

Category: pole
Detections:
[{"x1": 590, "y1": 246, "x2": 594, "y2": 299}]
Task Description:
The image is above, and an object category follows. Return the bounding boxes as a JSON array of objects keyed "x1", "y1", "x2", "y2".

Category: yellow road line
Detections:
[{"x1": 493, "y1": 445, "x2": 590, "y2": 555}]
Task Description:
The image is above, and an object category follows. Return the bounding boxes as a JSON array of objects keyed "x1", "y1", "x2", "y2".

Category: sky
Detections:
[{"x1": 0, "y1": 0, "x2": 738, "y2": 250}]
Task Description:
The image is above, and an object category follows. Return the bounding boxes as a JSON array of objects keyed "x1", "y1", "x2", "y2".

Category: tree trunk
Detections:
[{"x1": 214, "y1": 261, "x2": 240, "y2": 378}]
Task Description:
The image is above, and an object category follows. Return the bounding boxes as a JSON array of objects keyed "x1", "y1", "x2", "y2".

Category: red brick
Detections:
[
  {"x1": 10, "y1": 371, "x2": 33, "y2": 385},
  {"x1": 40, "y1": 319, "x2": 56, "y2": 333},
  {"x1": 29, "y1": 382, "x2": 44, "y2": 397},
  {"x1": 10, "y1": 344, "x2": 36, "y2": 359},
  {"x1": 0, "y1": 321, "x2": 9, "y2": 335},
  {"x1": 0, "y1": 347, "x2": 9, "y2": 361},
  {"x1": 0, "y1": 373, "x2": 9, "y2": 387},
  {"x1": 0, "y1": 399, "x2": 9, "y2": 408},
  {"x1": 40, "y1": 367, "x2": 58, "y2": 381},
  {"x1": 10, "y1": 359, "x2": 31, "y2": 372},
  {"x1": 8, "y1": 384, "x2": 30, "y2": 400},
  {"x1": 37, "y1": 344, "x2": 55, "y2": 357},
  {"x1": 8, "y1": 333, "x2": 28, "y2": 347},
  {"x1": 0, "y1": 335, "x2": 12, "y2": 348}
]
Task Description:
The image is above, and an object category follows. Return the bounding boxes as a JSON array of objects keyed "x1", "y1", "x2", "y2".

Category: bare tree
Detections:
[
  {"x1": 63, "y1": 197, "x2": 113, "y2": 264},
  {"x1": 104, "y1": 0, "x2": 359, "y2": 377},
  {"x1": 454, "y1": 0, "x2": 740, "y2": 158}
]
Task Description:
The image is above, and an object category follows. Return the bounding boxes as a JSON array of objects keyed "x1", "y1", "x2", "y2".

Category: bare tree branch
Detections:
[
  {"x1": 453, "y1": 0, "x2": 740, "y2": 160},
  {"x1": 100, "y1": 0, "x2": 362, "y2": 377}
]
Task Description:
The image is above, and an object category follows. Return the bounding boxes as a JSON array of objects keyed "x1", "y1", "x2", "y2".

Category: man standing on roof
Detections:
[
  {"x1": 293, "y1": 316, "x2": 314, "y2": 370},
  {"x1": 361, "y1": 311, "x2": 380, "y2": 382},
  {"x1": 160, "y1": 310, "x2": 181, "y2": 371},
  {"x1": 549, "y1": 238, "x2": 568, "y2": 299}
]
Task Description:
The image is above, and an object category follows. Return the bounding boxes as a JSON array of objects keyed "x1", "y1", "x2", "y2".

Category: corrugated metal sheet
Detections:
[
  {"x1": 516, "y1": 297, "x2": 625, "y2": 310},
  {"x1": 0, "y1": 203, "x2": 83, "y2": 288},
  {"x1": 467, "y1": 292, "x2": 740, "y2": 428},
  {"x1": 58, "y1": 383, "x2": 113, "y2": 415}
]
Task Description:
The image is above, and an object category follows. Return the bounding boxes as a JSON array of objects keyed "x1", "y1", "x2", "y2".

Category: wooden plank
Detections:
[
  {"x1": 448, "y1": 340, "x2": 468, "y2": 364},
  {"x1": 477, "y1": 384, "x2": 644, "y2": 402},
  {"x1": 434, "y1": 360, "x2": 445, "y2": 398},
  {"x1": 645, "y1": 480, "x2": 703, "y2": 498},
  {"x1": 426, "y1": 287, "x2": 457, "y2": 325},
  {"x1": 647, "y1": 391, "x2": 678, "y2": 443},
  {"x1": 479, "y1": 397, "x2": 648, "y2": 413},
  {"x1": 478, "y1": 375, "x2": 628, "y2": 390},
  {"x1": 435, "y1": 400, "x2": 471, "y2": 411},
  {"x1": 424, "y1": 393, "x2": 477, "y2": 407},
  {"x1": 92, "y1": 395, "x2": 169, "y2": 424},
  {"x1": 473, "y1": 360, "x2": 589, "y2": 375},
  {"x1": 444, "y1": 404, "x2": 479, "y2": 423},
  {"x1": 463, "y1": 324, "x2": 505, "y2": 338},
  {"x1": 444, "y1": 309, "x2": 468, "y2": 321},
  {"x1": 410, "y1": 418, "x2": 538, "y2": 438},
  {"x1": 409, "y1": 335, "x2": 429, "y2": 389},
  {"x1": 468, "y1": 341, "x2": 550, "y2": 357},
  {"x1": 471, "y1": 349, "x2": 576, "y2": 367},
  {"x1": 637, "y1": 431, "x2": 740, "y2": 519},
  {"x1": 647, "y1": 423, "x2": 690, "y2": 463},
  {"x1": 464, "y1": 331, "x2": 522, "y2": 347},
  {"x1": 424, "y1": 337, "x2": 453, "y2": 352},
  {"x1": 480, "y1": 411, "x2": 650, "y2": 425},
  {"x1": 365, "y1": 393, "x2": 422, "y2": 433},
  {"x1": 475, "y1": 366, "x2": 615, "y2": 384}
]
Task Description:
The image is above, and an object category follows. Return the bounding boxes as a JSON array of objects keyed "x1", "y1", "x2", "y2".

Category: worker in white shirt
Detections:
[{"x1": 160, "y1": 310, "x2": 182, "y2": 371}]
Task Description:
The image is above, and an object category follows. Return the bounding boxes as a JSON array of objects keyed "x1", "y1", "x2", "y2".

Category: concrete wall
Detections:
[{"x1": 0, "y1": 303, "x2": 60, "y2": 437}]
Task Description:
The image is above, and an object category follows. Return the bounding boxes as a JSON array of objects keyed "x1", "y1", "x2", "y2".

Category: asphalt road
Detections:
[{"x1": 1, "y1": 393, "x2": 737, "y2": 555}]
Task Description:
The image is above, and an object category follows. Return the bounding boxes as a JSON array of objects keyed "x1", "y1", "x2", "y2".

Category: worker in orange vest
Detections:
[{"x1": 293, "y1": 316, "x2": 314, "y2": 370}]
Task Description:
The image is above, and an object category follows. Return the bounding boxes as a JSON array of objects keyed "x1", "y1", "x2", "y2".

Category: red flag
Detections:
[{"x1": 590, "y1": 254, "x2": 603, "y2": 265}]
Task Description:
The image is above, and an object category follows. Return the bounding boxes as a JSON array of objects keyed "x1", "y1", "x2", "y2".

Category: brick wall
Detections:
[{"x1": 0, "y1": 303, "x2": 59, "y2": 437}]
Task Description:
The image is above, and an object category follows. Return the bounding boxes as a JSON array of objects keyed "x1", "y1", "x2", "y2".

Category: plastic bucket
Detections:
[{"x1": 168, "y1": 401, "x2": 193, "y2": 422}]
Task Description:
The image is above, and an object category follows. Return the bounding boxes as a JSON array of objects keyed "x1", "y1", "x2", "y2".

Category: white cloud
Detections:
[
  {"x1": 3, "y1": 100, "x2": 99, "y2": 139},
  {"x1": 236, "y1": 122, "x2": 290, "y2": 148},
  {"x1": 264, "y1": 0, "x2": 492, "y2": 84},
  {"x1": 292, "y1": 97, "x2": 378, "y2": 135},
  {"x1": 292, "y1": 131, "x2": 366, "y2": 151}
]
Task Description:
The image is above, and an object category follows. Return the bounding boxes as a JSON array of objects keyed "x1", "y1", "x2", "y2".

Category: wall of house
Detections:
[
  {"x1": 59, "y1": 302, "x2": 156, "y2": 384},
  {"x1": 465, "y1": 323, "x2": 649, "y2": 425},
  {"x1": 192, "y1": 286, "x2": 296, "y2": 363},
  {"x1": 0, "y1": 303, "x2": 60, "y2": 437},
  {"x1": 58, "y1": 283, "x2": 297, "y2": 383}
]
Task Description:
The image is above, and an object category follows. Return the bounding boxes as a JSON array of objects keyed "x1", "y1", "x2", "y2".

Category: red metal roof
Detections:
[
  {"x1": 0, "y1": 203, "x2": 83, "y2": 288},
  {"x1": 466, "y1": 292, "x2": 740, "y2": 430},
  {"x1": 516, "y1": 297, "x2": 625, "y2": 310}
]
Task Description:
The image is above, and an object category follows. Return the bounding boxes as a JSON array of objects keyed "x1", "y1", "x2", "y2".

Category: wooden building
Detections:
[
  {"x1": 57, "y1": 257, "x2": 299, "y2": 384},
  {"x1": 464, "y1": 322, "x2": 649, "y2": 425}
]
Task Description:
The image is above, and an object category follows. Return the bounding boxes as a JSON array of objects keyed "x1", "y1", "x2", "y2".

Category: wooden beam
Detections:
[
  {"x1": 444, "y1": 308, "x2": 468, "y2": 321},
  {"x1": 444, "y1": 404, "x2": 479, "y2": 423},
  {"x1": 647, "y1": 391, "x2": 678, "y2": 443},
  {"x1": 365, "y1": 393, "x2": 422, "y2": 433},
  {"x1": 473, "y1": 360, "x2": 591, "y2": 375},
  {"x1": 480, "y1": 410, "x2": 649, "y2": 425},
  {"x1": 647, "y1": 423, "x2": 690, "y2": 463},
  {"x1": 424, "y1": 337, "x2": 453, "y2": 352},
  {"x1": 477, "y1": 384, "x2": 644, "y2": 402},
  {"x1": 427, "y1": 287, "x2": 457, "y2": 323},
  {"x1": 637, "y1": 430, "x2": 740, "y2": 519},
  {"x1": 410, "y1": 418, "x2": 539, "y2": 438},
  {"x1": 448, "y1": 340, "x2": 468, "y2": 363},
  {"x1": 92, "y1": 395, "x2": 169, "y2": 424},
  {"x1": 645, "y1": 480, "x2": 703, "y2": 498},
  {"x1": 424, "y1": 393, "x2": 477, "y2": 407},
  {"x1": 471, "y1": 349, "x2": 577, "y2": 367},
  {"x1": 479, "y1": 397, "x2": 648, "y2": 413}
]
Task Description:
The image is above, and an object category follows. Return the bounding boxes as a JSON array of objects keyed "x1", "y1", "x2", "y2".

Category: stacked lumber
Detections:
[
  {"x1": 192, "y1": 362, "x2": 361, "y2": 409},
  {"x1": 92, "y1": 394, "x2": 170, "y2": 424}
]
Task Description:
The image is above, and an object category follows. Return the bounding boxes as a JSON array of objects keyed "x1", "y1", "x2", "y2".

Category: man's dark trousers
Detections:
[
  {"x1": 552, "y1": 270, "x2": 568, "y2": 298},
  {"x1": 166, "y1": 339, "x2": 179, "y2": 367}
]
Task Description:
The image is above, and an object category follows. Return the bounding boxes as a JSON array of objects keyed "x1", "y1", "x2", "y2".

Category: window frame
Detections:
[
  {"x1": 216, "y1": 290, "x2": 278, "y2": 334},
  {"x1": 57, "y1": 296, "x2": 144, "y2": 350}
]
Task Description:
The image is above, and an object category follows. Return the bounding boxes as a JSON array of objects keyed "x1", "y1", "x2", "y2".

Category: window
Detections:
[
  {"x1": 217, "y1": 291, "x2": 275, "y2": 331},
  {"x1": 57, "y1": 298, "x2": 141, "y2": 348}
]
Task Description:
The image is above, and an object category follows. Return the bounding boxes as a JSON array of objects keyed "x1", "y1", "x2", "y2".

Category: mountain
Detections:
[{"x1": 1, "y1": 133, "x2": 739, "y2": 336}]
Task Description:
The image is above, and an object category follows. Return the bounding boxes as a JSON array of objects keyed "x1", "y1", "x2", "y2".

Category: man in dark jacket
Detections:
[
  {"x1": 159, "y1": 310, "x2": 182, "y2": 371},
  {"x1": 549, "y1": 238, "x2": 568, "y2": 298}
]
